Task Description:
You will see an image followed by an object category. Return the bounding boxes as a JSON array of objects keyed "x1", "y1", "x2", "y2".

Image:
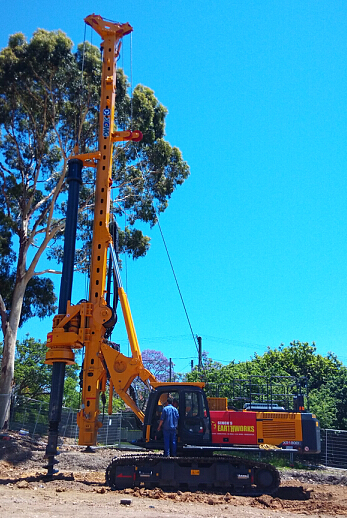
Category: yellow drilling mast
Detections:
[{"x1": 45, "y1": 14, "x2": 155, "y2": 473}]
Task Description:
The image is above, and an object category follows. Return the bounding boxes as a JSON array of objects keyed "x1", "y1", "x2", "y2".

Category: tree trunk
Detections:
[{"x1": 0, "y1": 281, "x2": 26, "y2": 429}]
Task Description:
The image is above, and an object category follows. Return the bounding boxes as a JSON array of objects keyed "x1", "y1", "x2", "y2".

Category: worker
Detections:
[{"x1": 157, "y1": 397, "x2": 179, "y2": 457}]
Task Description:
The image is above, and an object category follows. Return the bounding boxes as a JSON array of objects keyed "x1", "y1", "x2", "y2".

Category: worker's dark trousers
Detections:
[{"x1": 163, "y1": 428, "x2": 177, "y2": 457}]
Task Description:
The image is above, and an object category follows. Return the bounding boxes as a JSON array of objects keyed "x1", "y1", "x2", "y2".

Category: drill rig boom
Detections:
[{"x1": 45, "y1": 14, "x2": 150, "y2": 471}]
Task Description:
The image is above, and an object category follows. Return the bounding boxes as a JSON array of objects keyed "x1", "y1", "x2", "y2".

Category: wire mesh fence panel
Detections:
[
  {"x1": 96, "y1": 412, "x2": 142, "y2": 446},
  {"x1": 9, "y1": 397, "x2": 81, "y2": 441},
  {"x1": 96, "y1": 414, "x2": 122, "y2": 446},
  {"x1": 61, "y1": 407, "x2": 78, "y2": 441},
  {"x1": 12, "y1": 396, "x2": 347, "y2": 468},
  {"x1": 320, "y1": 429, "x2": 347, "y2": 469},
  {"x1": 8, "y1": 397, "x2": 142, "y2": 446},
  {"x1": 10, "y1": 397, "x2": 50, "y2": 437}
]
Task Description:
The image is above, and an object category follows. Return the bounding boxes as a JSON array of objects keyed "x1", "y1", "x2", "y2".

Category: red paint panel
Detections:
[{"x1": 210, "y1": 410, "x2": 257, "y2": 445}]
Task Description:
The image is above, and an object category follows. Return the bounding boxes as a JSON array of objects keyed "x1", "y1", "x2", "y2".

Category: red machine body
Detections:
[{"x1": 210, "y1": 410, "x2": 257, "y2": 445}]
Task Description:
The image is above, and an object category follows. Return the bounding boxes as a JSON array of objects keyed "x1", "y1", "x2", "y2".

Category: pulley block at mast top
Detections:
[{"x1": 84, "y1": 14, "x2": 133, "y2": 40}]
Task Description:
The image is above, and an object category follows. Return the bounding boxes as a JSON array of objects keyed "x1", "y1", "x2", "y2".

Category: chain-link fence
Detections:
[{"x1": 6, "y1": 397, "x2": 347, "y2": 468}]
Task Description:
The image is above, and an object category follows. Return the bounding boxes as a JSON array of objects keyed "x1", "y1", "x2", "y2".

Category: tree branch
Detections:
[
  {"x1": 0, "y1": 294, "x2": 9, "y2": 339},
  {"x1": 9, "y1": 116, "x2": 25, "y2": 187},
  {"x1": 0, "y1": 166, "x2": 13, "y2": 217},
  {"x1": 34, "y1": 268, "x2": 62, "y2": 276},
  {"x1": 24, "y1": 221, "x2": 64, "y2": 284},
  {"x1": 28, "y1": 178, "x2": 64, "y2": 221}
]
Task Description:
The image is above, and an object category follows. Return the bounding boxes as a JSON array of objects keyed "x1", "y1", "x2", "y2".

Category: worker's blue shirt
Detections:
[{"x1": 161, "y1": 404, "x2": 179, "y2": 430}]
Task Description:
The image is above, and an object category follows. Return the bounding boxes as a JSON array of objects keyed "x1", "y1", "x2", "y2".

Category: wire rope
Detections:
[
  {"x1": 113, "y1": 30, "x2": 199, "y2": 362},
  {"x1": 80, "y1": 22, "x2": 87, "y2": 87},
  {"x1": 78, "y1": 21, "x2": 89, "y2": 409},
  {"x1": 130, "y1": 32, "x2": 133, "y2": 128},
  {"x1": 131, "y1": 146, "x2": 199, "y2": 355},
  {"x1": 156, "y1": 218, "x2": 199, "y2": 355}
]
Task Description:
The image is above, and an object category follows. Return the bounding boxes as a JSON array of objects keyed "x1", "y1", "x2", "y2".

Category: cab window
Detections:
[{"x1": 185, "y1": 392, "x2": 199, "y2": 417}]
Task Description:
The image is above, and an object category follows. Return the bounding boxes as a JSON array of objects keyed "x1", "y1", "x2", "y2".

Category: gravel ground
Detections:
[{"x1": 1, "y1": 431, "x2": 347, "y2": 517}]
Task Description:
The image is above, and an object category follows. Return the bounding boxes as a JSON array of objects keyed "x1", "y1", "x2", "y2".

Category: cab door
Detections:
[
  {"x1": 179, "y1": 389, "x2": 211, "y2": 446},
  {"x1": 145, "y1": 389, "x2": 179, "y2": 443}
]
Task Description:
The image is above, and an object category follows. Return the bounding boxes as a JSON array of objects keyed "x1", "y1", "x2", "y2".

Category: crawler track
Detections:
[{"x1": 105, "y1": 453, "x2": 280, "y2": 496}]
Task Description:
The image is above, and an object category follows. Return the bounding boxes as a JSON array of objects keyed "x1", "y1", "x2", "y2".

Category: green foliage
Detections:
[
  {"x1": 12, "y1": 338, "x2": 51, "y2": 399},
  {"x1": 325, "y1": 367, "x2": 347, "y2": 430},
  {"x1": 185, "y1": 341, "x2": 347, "y2": 429},
  {"x1": 99, "y1": 389, "x2": 126, "y2": 414},
  {"x1": 62, "y1": 375, "x2": 81, "y2": 409},
  {"x1": 111, "y1": 395, "x2": 126, "y2": 412},
  {"x1": 0, "y1": 24, "x2": 190, "y2": 425},
  {"x1": 0, "y1": 26, "x2": 190, "y2": 327},
  {"x1": 0, "y1": 275, "x2": 57, "y2": 327},
  {"x1": 223, "y1": 450, "x2": 309, "y2": 469},
  {"x1": 308, "y1": 386, "x2": 337, "y2": 429},
  {"x1": 253, "y1": 342, "x2": 341, "y2": 389},
  {"x1": 0, "y1": 337, "x2": 79, "y2": 406}
]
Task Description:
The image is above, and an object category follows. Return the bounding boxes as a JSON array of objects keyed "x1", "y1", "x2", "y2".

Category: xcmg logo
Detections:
[{"x1": 103, "y1": 108, "x2": 111, "y2": 137}]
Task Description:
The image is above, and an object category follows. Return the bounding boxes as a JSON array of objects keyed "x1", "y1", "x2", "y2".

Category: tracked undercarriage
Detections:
[{"x1": 105, "y1": 453, "x2": 280, "y2": 496}]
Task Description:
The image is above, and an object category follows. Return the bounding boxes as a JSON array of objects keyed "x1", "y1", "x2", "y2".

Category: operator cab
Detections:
[{"x1": 142, "y1": 383, "x2": 211, "y2": 453}]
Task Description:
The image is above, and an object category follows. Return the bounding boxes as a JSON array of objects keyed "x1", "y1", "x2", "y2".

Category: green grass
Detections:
[{"x1": 214, "y1": 449, "x2": 312, "y2": 469}]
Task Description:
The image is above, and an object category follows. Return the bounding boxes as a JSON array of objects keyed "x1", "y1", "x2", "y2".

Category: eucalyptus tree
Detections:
[{"x1": 0, "y1": 28, "x2": 189, "y2": 427}]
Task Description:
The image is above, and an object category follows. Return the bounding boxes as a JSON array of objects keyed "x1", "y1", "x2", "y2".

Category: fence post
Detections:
[
  {"x1": 106, "y1": 416, "x2": 110, "y2": 446},
  {"x1": 118, "y1": 412, "x2": 122, "y2": 447},
  {"x1": 63, "y1": 408, "x2": 71, "y2": 440},
  {"x1": 21, "y1": 400, "x2": 28, "y2": 430},
  {"x1": 325, "y1": 429, "x2": 328, "y2": 467},
  {"x1": 32, "y1": 400, "x2": 43, "y2": 438},
  {"x1": 74, "y1": 414, "x2": 78, "y2": 444}
]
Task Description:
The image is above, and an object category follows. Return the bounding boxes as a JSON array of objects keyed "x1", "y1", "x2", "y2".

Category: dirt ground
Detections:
[{"x1": 1, "y1": 432, "x2": 347, "y2": 518}]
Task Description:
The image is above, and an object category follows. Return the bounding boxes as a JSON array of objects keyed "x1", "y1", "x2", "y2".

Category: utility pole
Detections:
[
  {"x1": 169, "y1": 358, "x2": 172, "y2": 382},
  {"x1": 191, "y1": 360, "x2": 194, "y2": 371},
  {"x1": 197, "y1": 336, "x2": 202, "y2": 371}
]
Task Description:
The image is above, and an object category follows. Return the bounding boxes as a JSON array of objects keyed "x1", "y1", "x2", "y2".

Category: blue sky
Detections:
[{"x1": 2, "y1": 1, "x2": 347, "y2": 374}]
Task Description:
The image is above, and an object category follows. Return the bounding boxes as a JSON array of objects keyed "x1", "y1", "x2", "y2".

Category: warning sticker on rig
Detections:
[{"x1": 191, "y1": 470, "x2": 200, "y2": 476}]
